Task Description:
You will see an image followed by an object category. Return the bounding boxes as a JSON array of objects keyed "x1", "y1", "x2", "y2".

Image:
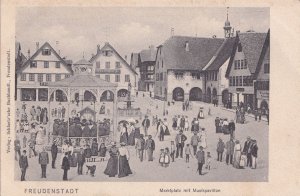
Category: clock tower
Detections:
[{"x1": 223, "y1": 7, "x2": 233, "y2": 38}]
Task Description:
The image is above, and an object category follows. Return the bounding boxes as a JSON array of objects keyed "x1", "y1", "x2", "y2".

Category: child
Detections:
[
  {"x1": 159, "y1": 149, "x2": 165, "y2": 166},
  {"x1": 205, "y1": 152, "x2": 212, "y2": 170},
  {"x1": 240, "y1": 152, "x2": 247, "y2": 169},
  {"x1": 98, "y1": 143, "x2": 107, "y2": 162},
  {"x1": 170, "y1": 141, "x2": 175, "y2": 162},
  {"x1": 185, "y1": 144, "x2": 192, "y2": 163},
  {"x1": 164, "y1": 148, "x2": 170, "y2": 167}
]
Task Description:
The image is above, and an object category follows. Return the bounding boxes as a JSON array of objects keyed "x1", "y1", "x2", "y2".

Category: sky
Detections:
[{"x1": 16, "y1": 7, "x2": 269, "y2": 62}]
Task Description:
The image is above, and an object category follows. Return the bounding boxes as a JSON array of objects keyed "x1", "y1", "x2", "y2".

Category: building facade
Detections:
[
  {"x1": 90, "y1": 42, "x2": 137, "y2": 97},
  {"x1": 254, "y1": 30, "x2": 270, "y2": 110},
  {"x1": 135, "y1": 46, "x2": 156, "y2": 93},
  {"x1": 154, "y1": 36, "x2": 224, "y2": 102},
  {"x1": 226, "y1": 32, "x2": 268, "y2": 108},
  {"x1": 16, "y1": 42, "x2": 72, "y2": 102}
]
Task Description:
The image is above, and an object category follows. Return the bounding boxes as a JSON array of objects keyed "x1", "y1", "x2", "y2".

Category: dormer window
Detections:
[
  {"x1": 30, "y1": 61, "x2": 37, "y2": 68},
  {"x1": 42, "y1": 48, "x2": 51, "y2": 55},
  {"x1": 103, "y1": 50, "x2": 112, "y2": 57}
]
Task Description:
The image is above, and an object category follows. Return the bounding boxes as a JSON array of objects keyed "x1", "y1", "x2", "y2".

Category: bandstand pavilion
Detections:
[{"x1": 48, "y1": 58, "x2": 118, "y2": 144}]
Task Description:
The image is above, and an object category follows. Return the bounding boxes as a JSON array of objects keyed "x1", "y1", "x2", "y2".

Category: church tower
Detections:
[{"x1": 223, "y1": 7, "x2": 233, "y2": 38}]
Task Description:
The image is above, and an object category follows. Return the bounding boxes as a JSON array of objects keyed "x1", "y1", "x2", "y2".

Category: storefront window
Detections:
[{"x1": 21, "y1": 88, "x2": 36, "y2": 101}]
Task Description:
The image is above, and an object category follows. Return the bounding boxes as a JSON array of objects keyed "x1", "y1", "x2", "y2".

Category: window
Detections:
[
  {"x1": 147, "y1": 65, "x2": 154, "y2": 71},
  {"x1": 44, "y1": 61, "x2": 49, "y2": 68},
  {"x1": 125, "y1": 74, "x2": 130, "y2": 82},
  {"x1": 162, "y1": 60, "x2": 164, "y2": 68},
  {"x1": 175, "y1": 72, "x2": 183, "y2": 80},
  {"x1": 21, "y1": 74, "x2": 26, "y2": 81},
  {"x1": 56, "y1": 62, "x2": 60, "y2": 68},
  {"x1": 30, "y1": 61, "x2": 37, "y2": 68},
  {"x1": 238, "y1": 43, "x2": 242, "y2": 52},
  {"x1": 192, "y1": 72, "x2": 200, "y2": 80},
  {"x1": 160, "y1": 73, "x2": 163, "y2": 81},
  {"x1": 241, "y1": 60, "x2": 244, "y2": 69},
  {"x1": 264, "y1": 63, "x2": 270, "y2": 74},
  {"x1": 156, "y1": 73, "x2": 159, "y2": 81},
  {"x1": 65, "y1": 74, "x2": 70, "y2": 78},
  {"x1": 232, "y1": 76, "x2": 235, "y2": 86},
  {"x1": 244, "y1": 59, "x2": 248, "y2": 69},
  {"x1": 29, "y1": 74, "x2": 35, "y2": 81},
  {"x1": 105, "y1": 62, "x2": 110, "y2": 69},
  {"x1": 105, "y1": 75, "x2": 110, "y2": 82},
  {"x1": 55, "y1": 74, "x2": 61, "y2": 81},
  {"x1": 46, "y1": 74, "x2": 52, "y2": 82},
  {"x1": 243, "y1": 76, "x2": 248, "y2": 86},
  {"x1": 96, "y1": 61, "x2": 100, "y2": 68},
  {"x1": 235, "y1": 76, "x2": 239, "y2": 86},
  {"x1": 239, "y1": 76, "x2": 243, "y2": 86},
  {"x1": 38, "y1": 74, "x2": 43, "y2": 82},
  {"x1": 229, "y1": 77, "x2": 232, "y2": 86},
  {"x1": 234, "y1": 60, "x2": 237, "y2": 70},
  {"x1": 115, "y1": 62, "x2": 121, "y2": 69},
  {"x1": 115, "y1": 75, "x2": 120, "y2": 82},
  {"x1": 42, "y1": 49, "x2": 51, "y2": 55},
  {"x1": 237, "y1": 60, "x2": 241, "y2": 69}
]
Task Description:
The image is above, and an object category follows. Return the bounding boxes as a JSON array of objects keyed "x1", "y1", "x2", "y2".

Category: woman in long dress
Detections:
[
  {"x1": 104, "y1": 142, "x2": 119, "y2": 177},
  {"x1": 233, "y1": 140, "x2": 242, "y2": 168},
  {"x1": 119, "y1": 124, "x2": 128, "y2": 145},
  {"x1": 127, "y1": 123, "x2": 135, "y2": 146},
  {"x1": 199, "y1": 128, "x2": 207, "y2": 149},
  {"x1": 118, "y1": 142, "x2": 132, "y2": 178},
  {"x1": 163, "y1": 119, "x2": 170, "y2": 135}
]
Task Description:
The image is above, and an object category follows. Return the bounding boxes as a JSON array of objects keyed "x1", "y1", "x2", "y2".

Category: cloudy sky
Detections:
[{"x1": 16, "y1": 7, "x2": 269, "y2": 62}]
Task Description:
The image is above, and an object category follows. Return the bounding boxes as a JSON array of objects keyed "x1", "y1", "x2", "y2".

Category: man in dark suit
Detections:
[
  {"x1": 142, "y1": 115, "x2": 150, "y2": 136},
  {"x1": 19, "y1": 150, "x2": 28, "y2": 181},
  {"x1": 196, "y1": 146, "x2": 205, "y2": 175},
  {"x1": 77, "y1": 148, "x2": 85, "y2": 175},
  {"x1": 39, "y1": 147, "x2": 49, "y2": 178},
  {"x1": 62, "y1": 153, "x2": 70, "y2": 180},
  {"x1": 51, "y1": 141, "x2": 58, "y2": 168},
  {"x1": 175, "y1": 130, "x2": 187, "y2": 158},
  {"x1": 243, "y1": 136, "x2": 253, "y2": 167}
]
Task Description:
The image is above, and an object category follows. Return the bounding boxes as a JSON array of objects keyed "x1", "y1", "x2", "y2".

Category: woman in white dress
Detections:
[
  {"x1": 233, "y1": 140, "x2": 242, "y2": 169},
  {"x1": 199, "y1": 128, "x2": 207, "y2": 149},
  {"x1": 184, "y1": 117, "x2": 189, "y2": 132}
]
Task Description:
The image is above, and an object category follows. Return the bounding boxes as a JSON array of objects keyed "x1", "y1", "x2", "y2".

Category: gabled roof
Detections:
[
  {"x1": 254, "y1": 29, "x2": 270, "y2": 79},
  {"x1": 17, "y1": 42, "x2": 72, "y2": 74},
  {"x1": 204, "y1": 37, "x2": 236, "y2": 71},
  {"x1": 90, "y1": 42, "x2": 137, "y2": 75},
  {"x1": 48, "y1": 74, "x2": 117, "y2": 88},
  {"x1": 140, "y1": 47, "x2": 156, "y2": 62},
  {"x1": 130, "y1": 53, "x2": 139, "y2": 69},
  {"x1": 160, "y1": 36, "x2": 224, "y2": 71},
  {"x1": 74, "y1": 58, "x2": 92, "y2": 65},
  {"x1": 226, "y1": 32, "x2": 267, "y2": 77},
  {"x1": 15, "y1": 42, "x2": 28, "y2": 72}
]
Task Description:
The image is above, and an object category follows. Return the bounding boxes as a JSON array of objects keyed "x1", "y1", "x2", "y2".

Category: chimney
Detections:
[
  {"x1": 185, "y1": 41, "x2": 189, "y2": 52},
  {"x1": 36, "y1": 42, "x2": 39, "y2": 51},
  {"x1": 97, "y1": 44, "x2": 100, "y2": 53},
  {"x1": 27, "y1": 49, "x2": 30, "y2": 58}
]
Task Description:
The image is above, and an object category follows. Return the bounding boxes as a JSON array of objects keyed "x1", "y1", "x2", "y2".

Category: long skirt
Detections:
[
  {"x1": 164, "y1": 126, "x2": 170, "y2": 135},
  {"x1": 118, "y1": 155, "x2": 132, "y2": 178},
  {"x1": 128, "y1": 132, "x2": 135, "y2": 146},
  {"x1": 233, "y1": 151, "x2": 241, "y2": 168},
  {"x1": 104, "y1": 156, "x2": 118, "y2": 177},
  {"x1": 120, "y1": 134, "x2": 128, "y2": 145}
]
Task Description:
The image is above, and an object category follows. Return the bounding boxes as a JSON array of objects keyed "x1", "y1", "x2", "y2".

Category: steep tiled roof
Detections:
[
  {"x1": 204, "y1": 37, "x2": 236, "y2": 71},
  {"x1": 130, "y1": 53, "x2": 139, "y2": 69},
  {"x1": 254, "y1": 29, "x2": 270, "y2": 78},
  {"x1": 17, "y1": 42, "x2": 72, "y2": 74},
  {"x1": 48, "y1": 74, "x2": 117, "y2": 87},
  {"x1": 90, "y1": 42, "x2": 137, "y2": 75},
  {"x1": 161, "y1": 36, "x2": 224, "y2": 71},
  {"x1": 238, "y1": 32, "x2": 267, "y2": 73},
  {"x1": 140, "y1": 47, "x2": 156, "y2": 62}
]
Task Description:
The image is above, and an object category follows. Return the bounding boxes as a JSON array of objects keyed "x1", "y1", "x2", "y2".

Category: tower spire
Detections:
[{"x1": 223, "y1": 7, "x2": 232, "y2": 38}]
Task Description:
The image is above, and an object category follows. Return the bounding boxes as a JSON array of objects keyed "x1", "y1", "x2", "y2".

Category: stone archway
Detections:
[
  {"x1": 100, "y1": 90, "x2": 114, "y2": 102},
  {"x1": 84, "y1": 90, "x2": 96, "y2": 102},
  {"x1": 189, "y1": 87, "x2": 203, "y2": 101},
  {"x1": 222, "y1": 89, "x2": 229, "y2": 106},
  {"x1": 172, "y1": 87, "x2": 184, "y2": 101},
  {"x1": 117, "y1": 89, "x2": 128, "y2": 97},
  {"x1": 50, "y1": 89, "x2": 68, "y2": 102},
  {"x1": 206, "y1": 87, "x2": 211, "y2": 103}
]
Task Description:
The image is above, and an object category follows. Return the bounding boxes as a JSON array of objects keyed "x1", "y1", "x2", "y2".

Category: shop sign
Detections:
[
  {"x1": 236, "y1": 88, "x2": 244, "y2": 92},
  {"x1": 40, "y1": 82, "x2": 48, "y2": 86}
]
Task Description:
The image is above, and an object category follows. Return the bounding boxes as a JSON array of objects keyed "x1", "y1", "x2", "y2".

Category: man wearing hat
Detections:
[
  {"x1": 135, "y1": 134, "x2": 145, "y2": 162},
  {"x1": 142, "y1": 115, "x2": 150, "y2": 136},
  {"x1": 175, "y1": 130, "x2": 187, "y2": 158},
  {"x1": 39, "y1": 146, "x2": 49, "y2": 178},
  {"x1": 196, "y1": 146, "x2": 205, "y2": 175},
  {"x1": 243, "y1": 136, "x2": 253, "y2": 167},
  {"x1": 145, "y1": 135, "x2": 155, "y2": 161},
  {"x1": 51, "y1": 140, "x2": 58, "y2": 168}
]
